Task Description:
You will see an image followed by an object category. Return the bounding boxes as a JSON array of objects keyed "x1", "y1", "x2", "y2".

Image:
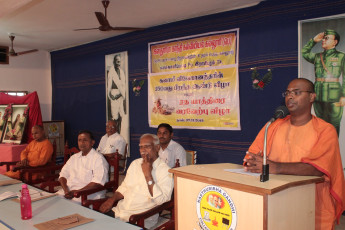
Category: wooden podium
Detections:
[{"x1": 169, "y1": 163, "x2": 323, "y2": 230}]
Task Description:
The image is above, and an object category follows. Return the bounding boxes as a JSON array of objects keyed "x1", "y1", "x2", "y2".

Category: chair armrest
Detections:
[
  {"x1": 12, "y1": 166, "x2": 25, "y2": 172},
  {"x1": 73, "y1": 184, "x2": 106, "y2": 198},
  {"x1": 129, "y1": 199, "x2": 174, "y2": 226},
  {"x1": 20, "y1": 164, "x2": 63, "y2": 173},
  {"x1": 74, "y1": 179, "x2": 118, "y2": 199},
  {"x1": 18, "y1": 164, "x2": 62, "y2": 185},
  {"x1": 82, "y1": 198, "x2": 119, "y2": 212},
  {"x1": 40, "y1": 180, "x2": 61, "y2": 193},
  {"x1": 82, "y1": 198, "x2": 108, "y2": 211},
  {"x1": 0, "y1": 161, "x2": 19, "y2": 172},
  {"x1": 0, "y1": 161, "x2": 19, "y2": 166},
  {"x1": 103, "y1": 180, "x2": 118, "y2": 190}
]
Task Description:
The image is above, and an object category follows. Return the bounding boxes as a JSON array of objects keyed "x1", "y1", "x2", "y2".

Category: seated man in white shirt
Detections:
[
  {"x1": 97, "y1": 120, "x2": 126, "y2": 157},
  {"x1": 99, "y1": 133, "x2": 174, "y2": 228},
  {"x1": 157, "y1": 123, "x2": 187, "y2": 168},
  {"x1": 57, "y1": 130, "x2": 109, "y2": 203}
]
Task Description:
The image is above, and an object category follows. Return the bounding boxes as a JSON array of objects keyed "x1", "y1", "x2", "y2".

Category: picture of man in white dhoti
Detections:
[{"x1": 107, "y1": 54, "x2": 126, "y2": 133}]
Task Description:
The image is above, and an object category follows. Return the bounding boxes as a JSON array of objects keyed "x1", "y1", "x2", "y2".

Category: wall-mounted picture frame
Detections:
[
  {"x1": 43, "y1": 121, "x2": 65, "y2": 159},
  {"x1": 0, "y1": 105, "x2": 8, "y2": 143},
  {"x1": 2, "y1": 104, "x2": 29, "y2": 144},
  {"x1": 105, "y1": 51, "x2": 130, "y2": 155}
]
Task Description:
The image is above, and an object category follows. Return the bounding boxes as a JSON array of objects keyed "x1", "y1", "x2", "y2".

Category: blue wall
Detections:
[{"x1": 51, "y1": 0, "x2": 345, "y2": 167}]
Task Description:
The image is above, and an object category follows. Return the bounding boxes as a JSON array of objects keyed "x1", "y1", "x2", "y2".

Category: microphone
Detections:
[
  {"x1": 270, "y1": 105, "x2": 289, "y2": 123},
  {"x1": 261, "y1": 106, "x2": 289, "y2": 182}
]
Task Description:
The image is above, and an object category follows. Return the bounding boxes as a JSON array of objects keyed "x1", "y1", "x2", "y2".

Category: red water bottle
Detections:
[{"x1": 20, "y1": 184, "x2": 32, "y2": 220}]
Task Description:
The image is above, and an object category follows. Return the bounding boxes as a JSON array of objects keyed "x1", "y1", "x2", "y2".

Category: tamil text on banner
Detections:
[
  {"x1": 150, "y1": 32, "x2": 237, "y2": 73},
  {"x1": 148, "y1": 66, "x2": 240, "y2": 130},
  {"x1": 148, "y1": 29, "x2": 240, "y2": 130}
]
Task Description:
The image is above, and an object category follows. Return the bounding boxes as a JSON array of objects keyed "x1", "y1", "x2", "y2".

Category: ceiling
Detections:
[{"x1": 0, "y1": 0, "x2": 262, "y2": 52}]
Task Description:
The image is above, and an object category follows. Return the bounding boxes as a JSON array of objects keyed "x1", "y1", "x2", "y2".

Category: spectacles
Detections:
[
  {"x1": 139, "y1": 144, "x2": 153, "y2": 150},
  {"x1": 106, "y1": 125, "x2": 115, "y2": 129},
  {"x1": 282, "y1": 90, "x2": 312, "y2": 97}
]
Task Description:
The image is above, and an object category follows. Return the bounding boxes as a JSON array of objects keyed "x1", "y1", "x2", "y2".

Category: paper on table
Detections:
[
  {"x1": 0, "y1": 179, "x2": 21, "y2": 186},
  {"x1": 0, "y1": 219, "x2": 15, "y2": 230},
  {"x1": 224, "y1": 168, "x2": 261, "y2": 177},
  {"x1": 0, "y1": 191, "x2": 18, "y2": 201},
  {"x1": 34, "y1": 213, "x2": 94, "y2": 230},
  {"x1": 12, "y1": 189, "x2": 56, "y2": 203}
]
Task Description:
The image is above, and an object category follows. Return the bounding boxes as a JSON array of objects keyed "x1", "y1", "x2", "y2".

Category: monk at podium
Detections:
[
  {"x1": 5, "y1": 125, "x2": 53, "y2": 180},
  {"x1": 243, "y1": 78, "x2": 345, "y2": 230}
]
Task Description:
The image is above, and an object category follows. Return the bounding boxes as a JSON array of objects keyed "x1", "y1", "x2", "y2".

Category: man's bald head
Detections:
[
  {"x1": 31, "y1": 125, "x2": 46, "y2": 142},
  {"x1": 289, "y1": 78, "x2": 315, "y2": 93}
]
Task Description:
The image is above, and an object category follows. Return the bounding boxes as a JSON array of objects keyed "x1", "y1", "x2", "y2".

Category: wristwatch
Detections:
[{"x1": 147, "y1": 180, "x2": 153, "y2": 186}]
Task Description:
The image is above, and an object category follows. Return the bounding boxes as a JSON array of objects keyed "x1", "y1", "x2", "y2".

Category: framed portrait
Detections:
[
  {"x1": 0, "y1": 105, "x2": 8, "y2": 143},
  {"x1": 299, "y1": 14, "x2": 345, "y2": 172},
  {"x1": 2, "y1": 104, "x2": 29, "y2": 144},
  {"x1": 43, "y1": 121, "x2": 65, "y2": 158},
  {"x1": 105, "y1": 51, "x2": 130, "y2": 155}
]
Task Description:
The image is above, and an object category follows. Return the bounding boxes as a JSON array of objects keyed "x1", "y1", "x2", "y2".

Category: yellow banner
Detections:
[
  {"x1": 148, "y1": 67, "x2": 240, "y2": 129},
  {"x1": 148, "y1": 29, "x2": 240, "y2": 130},
  {"x1": 150, "y1": 32, "x2": 237, "y2": 73}
]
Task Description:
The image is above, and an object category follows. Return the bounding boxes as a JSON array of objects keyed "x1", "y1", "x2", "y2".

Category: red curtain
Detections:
[{"x1": 0, "y1": 92, "x2": 43, "y2": 143}]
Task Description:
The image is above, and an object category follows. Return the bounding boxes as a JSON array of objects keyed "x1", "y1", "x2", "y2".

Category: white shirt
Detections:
[
  {"x1": 97, "y1": 132, "x2": 126, "y2": 156},
  {"x1": 159, "y1": 139, "x2": 186, "y2": 168},
  {"x1": 113, "y1": 157, "x2": 174, "y2": 228},
  {"x1": 57, "y1": 148, "x2": 109, "y2": 201}
]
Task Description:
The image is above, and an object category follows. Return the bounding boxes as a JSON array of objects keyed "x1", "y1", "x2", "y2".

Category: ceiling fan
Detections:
[
  {"x1": 74, "y1": 0, "x2": 144, "y2": 32},
  {"x1": 7, "y1": 34, "x2": 38, "y2": 57}
]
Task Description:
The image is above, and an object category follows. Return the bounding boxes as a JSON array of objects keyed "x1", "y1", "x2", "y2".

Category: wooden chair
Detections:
[
  {"x1": 40, "y1": 150, "x2": 120, "y2": 208},
  {"x1": 119, "y1": 144, "x2": 128, "y2": 175},
  {"x1": 127, "y1": 159, "x2": 180, "y2": 229},
  {"x1": 78, "y1": 152, "x2": 120, "y2": 203},
  {"x1": 63, "y1": 141, "x2": 79, "y2": 164},
  {"x1": 83, "y1": 159, "x2": 178, "y2": 230},
  {"x1": 186, "y1": 150, "x2": 197, "y2": 165},
  {"x1": 128, "y1": 198, "x2": 175, "y2": 230},
  {"x1": 0, "y1": 140, "x2": 58, "y2": 187},
  {"x1": 39, "y1": 142, "x2": 80, "y2": 193}
]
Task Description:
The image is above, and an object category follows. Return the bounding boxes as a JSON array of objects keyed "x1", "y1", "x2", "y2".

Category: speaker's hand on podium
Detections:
[{"x1": 243, "y1": 151, "x2": 265, "y2": 173}]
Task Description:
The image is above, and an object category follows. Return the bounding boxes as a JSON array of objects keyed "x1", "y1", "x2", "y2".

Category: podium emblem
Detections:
[{"x1": 196, "y1": 185, "x2": 237, "y2": 230}]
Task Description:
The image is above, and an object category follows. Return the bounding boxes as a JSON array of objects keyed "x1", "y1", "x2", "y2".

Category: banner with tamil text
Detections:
[
  {"x1": 148, "y1": 29, "x2": 240, "y2": 130},
  {"x1": 150, "y1": 32, "x2": 237, "y2": 73}
]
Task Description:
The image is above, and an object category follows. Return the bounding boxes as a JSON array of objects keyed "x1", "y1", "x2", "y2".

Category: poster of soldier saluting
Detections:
[{"x1": 299, "y1": 14, "x2": 345, "y2": 172}]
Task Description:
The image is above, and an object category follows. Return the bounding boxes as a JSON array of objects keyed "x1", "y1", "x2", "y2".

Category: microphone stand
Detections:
[{"x1": 260, "y1": 119, "x2": 273, "y2": 182}]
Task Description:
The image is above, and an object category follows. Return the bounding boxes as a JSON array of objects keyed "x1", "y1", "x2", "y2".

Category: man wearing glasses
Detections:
[
  {"x1": 302, "y1": 29, "x2": 345, "y2": 135},
  {"x1": 99, "y1": 133, "x2": 173, "y2": 228},
  {"x1": 97, "y1": 120, "x2": 126, "y2": 157},
  {"x1": 244, "y1": 78, "x2": 345, "y2": 230}
]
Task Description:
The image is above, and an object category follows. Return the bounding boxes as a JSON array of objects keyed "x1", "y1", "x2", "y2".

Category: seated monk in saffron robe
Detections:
[
  {"x1": 243, "y1": 78, "x2": 345, "y2": 230},
  {"x1": 5, "y1": 125, "x2": 53, "y2": 180}
]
